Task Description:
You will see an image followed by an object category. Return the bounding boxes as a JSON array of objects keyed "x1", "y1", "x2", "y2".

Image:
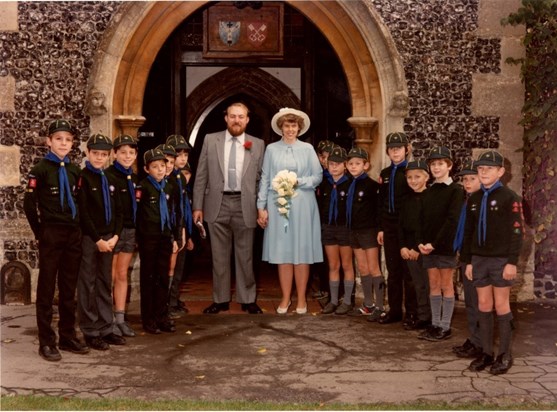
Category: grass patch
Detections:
[{"x1": 1, "y1": 395, "x2": 556, "y2": 411}]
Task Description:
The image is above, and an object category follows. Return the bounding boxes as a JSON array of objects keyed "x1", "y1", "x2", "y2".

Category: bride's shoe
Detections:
[
  {"x1": 295, "y1": 305, "x2": 307, "y2": 314},
  {"x1": 276, "y1": 301, "x2": 291, "y2": 314}
]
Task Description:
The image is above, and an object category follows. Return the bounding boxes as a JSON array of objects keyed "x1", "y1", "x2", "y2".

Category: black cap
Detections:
[
  {"x1": 86, "y1": 133, "x2": 112, "y2": 150},
  {"x1": 328, "y1": 146, "x2": 347, "y2": 163},
  {"x1": 347, "y1": 146, "x2": 369, "y2": 161},
  {"x1": 144, "y1": 148, "x2": 167, "y2": 165},
  {"x1": 48, "y1": 119, "x2": 75, "y2": 136},
  {"x1": 427, "y1": 146, "x2": 451, "y2": 161},
  {"x1": 113, "y1": 134, "x2": 137, "y2": 149},
  {"x1": 156, "y1": 144, "x2": 177, "y2": 157},
  {"x1": 456, "y1": 160, "x2": 478, "y2": 176},
  {"x1": 317, "y1": 140, "x2": 334, "y2": 153},
  {"x1": 406, "y1": 159, "x2": 429, "y2": 173},
  {"x1": 386, "y1": 132, "x2": 409, "y2": 148},
  {"x1": 475, "y1": 150, "x2": 504, "y2": 167},
  {"x1": 166, "y1": 134, "x2": 191, "y2": 152}
]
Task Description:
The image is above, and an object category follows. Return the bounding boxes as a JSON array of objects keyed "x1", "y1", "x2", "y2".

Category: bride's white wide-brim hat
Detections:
[{"x1": 271, "y1": 107, "x2": 311, "y2": 137}]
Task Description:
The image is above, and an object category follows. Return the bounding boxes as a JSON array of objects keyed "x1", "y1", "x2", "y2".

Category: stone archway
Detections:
[{"x1": 88, "y1": 0, "x2": 407, "y2": 176}]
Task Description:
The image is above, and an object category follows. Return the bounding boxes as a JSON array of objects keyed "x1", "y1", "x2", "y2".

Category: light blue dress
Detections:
[{"x1": 257, "y1": 139, "x2": 323, "y2": 264}]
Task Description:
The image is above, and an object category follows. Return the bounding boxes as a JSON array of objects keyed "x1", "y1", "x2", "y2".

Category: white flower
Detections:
[
  {"x1": 278, "y1": 207, "x2": 288, "y2": 215},
  {"x1": 272, "y1": 170, "x2": 298, "y2": 221},
  {"x1": 277, "y1": 197, "x2": 288, "y2": 206}
]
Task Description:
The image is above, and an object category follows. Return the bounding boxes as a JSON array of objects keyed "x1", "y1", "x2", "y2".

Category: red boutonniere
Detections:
[{"x1": 243, "y1": 141, "x2": 252, "y2": 150}]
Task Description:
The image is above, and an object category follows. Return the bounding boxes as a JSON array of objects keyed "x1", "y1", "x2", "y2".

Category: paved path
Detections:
[{"x1": 1, "y1": 301, "x2": 556, "y2": 406}]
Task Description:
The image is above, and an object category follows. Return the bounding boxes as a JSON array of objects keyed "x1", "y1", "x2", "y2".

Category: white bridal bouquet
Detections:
[{"x1": 272, "y1": 169, "x2": 298, "y2": 221}]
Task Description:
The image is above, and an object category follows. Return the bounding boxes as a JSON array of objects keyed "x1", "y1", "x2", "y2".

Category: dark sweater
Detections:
[
  {"x1": 77, "y1": 168, "x2": 123, "y2": 242},
  {"x1": 461, "y1": 184, "x2": 523, "y2": 265},
  {"x1": 420, "y1": 180, "x2": 464, "y2": 256},
  {"x1": 347, "y1": 175, "x2": 380, "y2": 230},
  {"x1": 136, "y1": 176, "x2": 180, "y2": 240},
  {"x1": 398, "y1": 189, "x2": 427, "y2": 251},
  {"x1": 378, "y1": 163, "x2": 413, "y2": 229},
  {"x1": 105, "y1": 164, "x2": 138, "y2": 229},
  {"x1": 316, "y1": 174, "x2": 352, "y2": 226}
]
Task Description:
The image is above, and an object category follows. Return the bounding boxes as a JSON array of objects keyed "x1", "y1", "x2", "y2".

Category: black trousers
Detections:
[
  {"x1": 382, "y1": 218, "x2": 417, "y2": 317},
  {"x1": 138, "y1": 233, "x2": 172, "y2": 326},
  {"x1": 36, "y1": 224, "x2": 82, "y2": 346}
]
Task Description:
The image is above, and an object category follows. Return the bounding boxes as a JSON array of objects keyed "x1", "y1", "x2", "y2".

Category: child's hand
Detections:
[
  {"x1": 186, "y1": 238, "x2": 194, "y2": 251},
  {"x1": 96, "y1": 239, "x2": 112, "y2": 252},
  {"x1": 502, "y1": 264, "x2": 517, "y2": 281},
  {"x1": 465, "y1": 264, "x2": 473, "y2": 281},
  {"x1": 377, "y1": 231, "x2": 384, "y2": 246},
  {"x1": 107, "y1": 235, "x2": 119, "y2": 249},
  {"x1": 418, "y1": 243, "x2": 434, "y2": 255},
  {"x1": 172, "y1": 240, "x2": 178, "y2": 254},
  {"x1": 400, "y1": 247, "x2": 410, "y2": 260},
  {"x1": 408, "y1": 249, "x2": 420, "y2": 261}
]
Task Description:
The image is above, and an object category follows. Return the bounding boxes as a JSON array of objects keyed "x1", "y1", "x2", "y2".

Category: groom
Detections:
[{"x1": 193, "y1": 102, "x2": 265, "y2": 314}]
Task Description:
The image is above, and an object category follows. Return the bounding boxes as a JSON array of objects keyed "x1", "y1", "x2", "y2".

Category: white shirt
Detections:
[{"x1": 224, "y1": 130, "x2": 245, "y2": 191}]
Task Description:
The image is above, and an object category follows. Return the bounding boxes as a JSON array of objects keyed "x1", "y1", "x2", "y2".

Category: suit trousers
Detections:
[
  {"x1": 207, "y1": 194, "x2": 256, "y2": 304},
  {"x1": 138, "y1": 233, "x2": 172, "y2": 326},
  {"x1": 36, "y1": 225, "x2": 82, "y2": 346},
  {"x1": 382, "y1": 218, "x2": 417, "y2": 317},
  {"x1": 77, "y1": 234, "x2": 114, "y2": 338},
  {"x1": 406, "y1": 257, "x2": 431, "y2": 322}
]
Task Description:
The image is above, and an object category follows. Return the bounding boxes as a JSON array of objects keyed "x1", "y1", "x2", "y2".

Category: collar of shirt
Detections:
[
  {"x1": 225, "y1": 130, "x2": 245, "y2": 145},
  {"x1": 436, "y1": 177, "x2": 453, "y2": 185}
]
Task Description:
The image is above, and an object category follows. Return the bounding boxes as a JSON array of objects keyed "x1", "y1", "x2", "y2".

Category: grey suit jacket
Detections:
[{"x1": 193, "y1": 131, "x2": 264, "y2": 228}]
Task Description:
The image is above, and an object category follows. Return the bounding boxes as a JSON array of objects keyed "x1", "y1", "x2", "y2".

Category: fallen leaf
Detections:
[
  {"x1": 195, "y1": 375, "x2": 205, "y2": 379},
  {"x1": 185, "y1": 330, "x2": 192, "y2": 335},
  {"x1": 2, "y1": 339, "x2": 15, "y2": 343},
  {"x1": 178, "y1": 343, "x2": 185, "y2": 348},
  {"x1": 257, "y1": 348, "x2": 267, "y2": 354}
]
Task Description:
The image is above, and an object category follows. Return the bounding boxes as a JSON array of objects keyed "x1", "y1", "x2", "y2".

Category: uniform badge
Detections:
[
  {"x1": 358, "y1": 191, "x2": 364, "y2": 197},
  {"x1": 490, "y1": 200, "x2": 497, "y2": 206},
  {"x1": 27, "y1": 177, "x2": 37, "y2": 189},
  {"x1": 135, "y1": 188, "x2": 142, "y2": 201},
  {"x1": 109, "y1": 185, "x2": 115, "y2": 192},
  {"x1": 77, "y1": 176, "x2": 83, "y2": 189}
]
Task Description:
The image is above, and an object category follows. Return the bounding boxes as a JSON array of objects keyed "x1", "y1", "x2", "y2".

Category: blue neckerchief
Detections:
[
  {"x1": 173, "y1": 169, "x2": 193, "y2": 235},
  {"x1": 478, "y1": 180, "x2": 503, "y2": 246},
  {"x1": 147, "y1": 175, "x2": 171, "y2": 232},
  {"x1": 327, "y1": 173, "x2": 349, "y2": 225},
  {"x1": 389, "y1": 160, "x2": 407, "y2": 213},
  {"x1": 323, "y1": 167, "x2": 332, "y2": 182},
  {"x1": 346, "y1": 173, "x2": 369, "y2": 227},
  {"x1": 85, "y1": 161, "x2": 111, "y2": 225},
  {"x1": 45, "y1": 152, "x2": 77, "y2": 219},
  {"x1": 453, "y1": 199, "x2": 468, "y2": 252},
  {"x1": 113, "y1": 161, "x2": 137, "y2": 224}
]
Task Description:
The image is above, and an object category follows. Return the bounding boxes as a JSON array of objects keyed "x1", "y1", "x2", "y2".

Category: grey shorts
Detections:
[
  {"x1": 422, "y1": 254, "x2": 457, "y2": 270},
  {"x1": 321, "y1": 224, "x2": 351, "y2": 247},
  {"x1": 114, "y1": 227, "x2": 136, "y2": 254},
  {"x1": 471, "y1": 255, "x2": 513, "y2": 288},
  {"x1": 349, "y1": 228, "x2": 378, "y2": 250}
]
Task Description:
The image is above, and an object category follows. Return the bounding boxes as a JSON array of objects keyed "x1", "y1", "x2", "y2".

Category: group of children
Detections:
[
  {"x1": 24, "y1": 119, "x2": 194, "y2": 361},
  {"x1": 315, "y1": 132, "x2": 523, "y2": 375}
]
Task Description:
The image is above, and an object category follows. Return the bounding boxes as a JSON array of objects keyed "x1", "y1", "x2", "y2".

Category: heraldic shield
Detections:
[{"x1": 219, "y1": 21, "x2": 241, "y2": 46}]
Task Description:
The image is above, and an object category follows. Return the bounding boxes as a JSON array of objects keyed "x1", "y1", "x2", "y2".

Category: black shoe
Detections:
[
  {"x1": 157, "y1": 320, "x2": 176, "y2": 333},
  {"x1": 469, "y1": 353, "x2": 495, "y2": 371},
  {"x1": 241, "y1": 302, "x2": 263, "y2": 314},
  {"x1": 378, "y1": 311, "x2": 402, "y2": 324},
  {"x1": 102, "y1": 333, "x2": 126, "y2": 346},
  {"x1": 414, "y1": 320, "x2": 431, "y2": 330},
  {"x1": 454, "y1": 339, "x2": 483, "y2": 359},
  {"x1": 489, "y1": 353, "x2": 513, "y2": 375},
  {"x1": 86, "y1": 336, "x2": 110, "y2": 351},
  {"x1": 418, "y1": 325, "x2": 440, "y2": 340},
  {"x1": 143, "y1": 322, "x2": 161, "y2": 334},
  {"x1": 39, "y1": 345, "x2": 62, "y2": 361},
  {"x1": 59, "y1": 338, "x2": 90, "y2": 354},
  {"x1": 402, "y1": 315, "x2": 417, "y2": 330},
  {"x1": 424, "y1": 327, "x2": 451, "y2": 341},
  {"x1": 203, "y1": 302, "x2": 230, "y2": 314}
]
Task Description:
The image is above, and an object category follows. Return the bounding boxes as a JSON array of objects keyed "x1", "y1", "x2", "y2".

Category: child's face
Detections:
[
  {"x1": 387, "y1": 146, "x2": 407, "y2": 164},
  {"x1": 429, "y1": 159, "x2": 452, "y2": 181},
  {"x1": 165, "y1": 156, "x2": 175, "y2": 175},
  {"x1": 145, "y1": 160, "x2": 167, "y2": 182},
  {"x1": 327, "y1": 160, "x2": 345, "y2": 179},
  {"x1": 462, "y1": 174, "x2": 481, "y2": 194},
  {"x1": 406, "y1": 169, "x2": 429, "y2": 192},
  {"x1": 87, "y1": 149, "x2": 110, "y2": 169},
  {"x1": 47, "y1": 131, "x2": 74, "y2": 159},
  {"x1": 175, "y1": 150, "x2": 189, "y2": 169},
  {"x1": 477, "y1": 165, "x2": 504, "y2": 188},
  {"x1": 318, "y1": 151, "x2": 330, "y2": 168},
  {"x1": 346, "y1": 157, "x2": 368, "y2": 177},
  {"x1": 114, "y1": 145, "x2": 137, "y2": 169}
]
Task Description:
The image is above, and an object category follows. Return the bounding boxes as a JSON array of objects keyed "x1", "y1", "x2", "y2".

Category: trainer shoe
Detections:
[
  {"x1": 334, "y1": 302, "x2": 353, "y2": 315},
  {"x1": 367, "y1": 307, "x2": 385, "y2": 322},
  {"x1": 348, "y1": 305, "x2": 375, "y2": 316}
]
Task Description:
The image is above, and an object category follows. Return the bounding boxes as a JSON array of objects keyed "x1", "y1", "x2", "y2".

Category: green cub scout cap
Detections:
[
  {"x1": 144, "y1": 148, "x2": 167, "y2": 165},
  {"x1": 456, "y1": 159, "x2": 478, "y2": 176},
  {"x1": 475, "y1": 150, "x2": 504, "y2": 167},
  {"x1": 317, "y1": 139, "x2": 334, "y2": 153},
  {"x1": 156, "y1": 144, "x2": 177, "y2": 157},
  {"x1": 347, "y1": 146, "x2": 369, "y2": 161},
  {"x1": 86, "y1": 133, "x2": 112, "y2": 150},
  {"x1": 328, "y1": 146, "x2": 347, "y2": 163},
  {"x1": 406, "y1": 159, "x2": 429, "y2": 172},
  {"x1": 48, "y1": 119, "x2": 75, "y2": 136},
  {"x1": 113, "y1": 134, "x2": 137, "y2": 149},
  {"x1": 427, "y1": 146, "x2": 451, "y2": 161},
  {"x1": 166, "y1": 134, "x2": 191, "y2": 151},
  {"x1": 386, "y1": 132, "x2": 409, "y2": 148}
]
